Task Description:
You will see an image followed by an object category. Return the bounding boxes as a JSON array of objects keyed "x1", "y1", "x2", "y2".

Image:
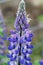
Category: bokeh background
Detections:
[{"x1": 0, "y1": 0, "x2": 43, "y2": 65}]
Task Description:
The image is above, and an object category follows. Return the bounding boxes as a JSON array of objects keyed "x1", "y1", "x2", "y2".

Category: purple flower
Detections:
[
  {"x1": 39, "y1": 60, "x2": 43, "y2": 65},
  {"x1": 8, "y1": 0, "x2": 33, "y2": 65}
]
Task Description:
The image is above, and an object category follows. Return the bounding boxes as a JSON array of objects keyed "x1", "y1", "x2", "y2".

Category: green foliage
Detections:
[
  {"x1": 1, "y1": 63, "x2": 8, "y2": 65},
  {"x1": 32, "y1": 35, "x2": 43, "y2": 56},
  {"x1": 0, "y1": 55, "x2": 9, "y2": 62},
  {"x1": 0, "y1": 28, "x2": 4, "y2": 36},
  {"x1": 38, "y1": 15, "x2": 43, "y2": 21},
  {"x1": 34, "y1": 60, "x2": 40, "y2": 65}
]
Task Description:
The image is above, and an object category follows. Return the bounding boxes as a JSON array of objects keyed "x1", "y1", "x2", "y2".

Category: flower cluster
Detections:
[
  {"x1": 0, "y1": 38, "x2": 6, "y2": 55},
  {"x1": 8, "y1": 0, "x2": 33, "y2": 65},
  {"x1": 0, "y1": 9, "x2": 7, "y2": 40},
  {"x1": 14, "y1": 0, "x2": 29, "y2": 31},
  {"x1": 19, "y1": 30, "x2": 33, "y2": 65},
  {"x1": 7, "y1": 30, "x2": 20, "y2": 65},
  {"x1": 0, "y1": 9, "x2": 7, "y2": 55}
]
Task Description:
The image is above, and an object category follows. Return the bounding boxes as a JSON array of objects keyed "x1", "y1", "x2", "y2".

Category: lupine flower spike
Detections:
[
  {"x1": 8, "y1": 0, "x2": 33, "y2": 65},
  {"x1": 0, "y1": 9, "x2": 7, "y2": 55}
]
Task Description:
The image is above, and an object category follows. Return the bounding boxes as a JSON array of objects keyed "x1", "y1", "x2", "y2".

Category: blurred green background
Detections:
[{"x1": 0, "y1": 0, "x2": 43, "y2": 65}]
